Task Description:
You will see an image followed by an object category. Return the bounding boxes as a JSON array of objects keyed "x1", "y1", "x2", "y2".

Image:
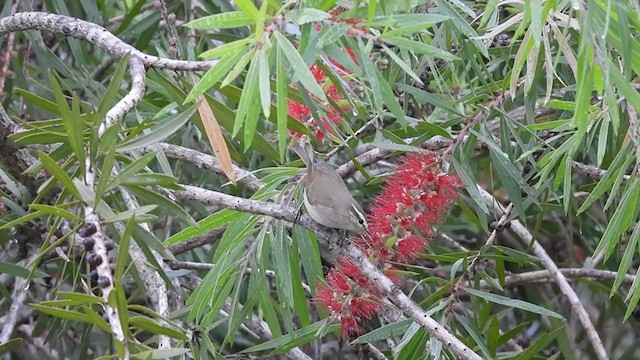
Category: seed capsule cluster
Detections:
[{"x1": 79, "y1": 223, "x2": 116, "y2": 289}]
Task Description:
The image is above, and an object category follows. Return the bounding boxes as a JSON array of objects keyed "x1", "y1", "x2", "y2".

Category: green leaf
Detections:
[
  {"x1": 28, "y1": 204, "x2": 81, "y2": 221},
  {"x1": 611, "y1": 221, "x2": 640, "y2": 296},
  {"x1": 375, "y1": 70, "x2": 406, "y2": 128},
  {"x1": 164, "y1": 210, "x2": 243, "y2": 245},
  {"x1": 594, "y1": 178, "x2": 640, "y2": 260},
  {"x1": 514, "y1": 327, "x2": 564, "y2": 360},
  {"x1": 82, "y1": 307, "x2": 112, "y2": 333},
  {"x1": 274, "y1": 32, "x2": 327, "y2": 102},
  {"x1": 116, "y1": 219, "x2": 134, "y2": 282},
  {"x1": 0, "y1": 261, "x2": 46, "y2": 278},
  {"x1": 577, "y1": 141, "x2": 633, "y2": 213},
  {"x1": 198, "y1": 38, "x2": 255, "y2": 59},
  {"x1": 117, "y1": 103, "x2": 199, "y2": 152},
  {"x1": 15, "y1": 88, "x2": 58, "y2": 114},
  {"x1": 234, "y1": 0, "x2": 260, "y2": 20},
  {"x1": 276, "y1": 45, "x2": 288, "y2": 160},
  {"x1": 396, "y1": 84, "x2": 462, "y2": 115},
  {"x1": 38, "y1": 151, "x2": 82, "y2": 200},
  {"x1": 257, "y1": 50, "x2": 272, "y2": 119},
  {"x1": 183, "y1": 11, "x2": 254, "y2": 29},
  {"x1": 287, "y1": 8, "x2": 331, "y2": 25},
  {"x1": 129, "y1": 316, "x2": 188, "y2": 340},
  {"x1": 48, "y1": 72, "x2": 85, "y2": 175},
  {"x1": 30, "y1": 304, "x2": 91, "y2": 323},
  {"x1": 132, "y1": 349, "x2": 191, "y2": 360},
  {"x1": 58, "y1": 292, "x2": 103, "y2": 304},
  {"x1": 0, "y1": 339, "x2": 23, "y2": 356},
  {"x1": 351, "y1": 319, "x2": 413, "y2": 344},
  {"x1": 270, "y1": 221, "x2": 293, "y2": 308},
  {"x1": 452, "y1": 157, "x2": 490, "y2": 214},
  {"x1": 295, "y1": 227, "x2": 323, "y2": 291},
  {"x1": 104, "y1": 205, "x2": 158, "y2": 223},
  {"x1": 105, "y1": 152, "x2": 157, "y2": 192},
  {"x1": 465, "y1": 288, "x2": 565, "y2": 320},
  {"x1": 95, "y1": 53, "x2": 130, "y2": 125},
  {"x1": 185, "y1": 49, "x2": 249, "y2": 103},
  {"x1": 382, "y1": 45, "x2": 422, "y2": 84},
  {"x1": 382, "y1": 36, "x2": 459, "y2": 60},
  {"x1": 242, "y1": 320, "x2": 339, "y2": 353},
  {"x1": 371, "y1": 14, "x2": 451, "y2": 27},
  {"x1": 234, "y1": 61, "x2": 261, "y2": 146}
]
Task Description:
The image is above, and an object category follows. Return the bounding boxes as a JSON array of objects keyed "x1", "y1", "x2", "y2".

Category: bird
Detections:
[{"x1": 292, "y1": 143, "x2": 368, "y2": 233}]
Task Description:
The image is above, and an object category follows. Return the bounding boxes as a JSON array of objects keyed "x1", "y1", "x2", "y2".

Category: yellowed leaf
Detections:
[{"x1": 197, "y1": 96, "x2": 237, "y2": 185}]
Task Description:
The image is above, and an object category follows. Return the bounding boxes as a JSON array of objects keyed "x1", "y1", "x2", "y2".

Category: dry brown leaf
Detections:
[{"x1": 197, "y1": 96, "x2": 237, "y2": 185}]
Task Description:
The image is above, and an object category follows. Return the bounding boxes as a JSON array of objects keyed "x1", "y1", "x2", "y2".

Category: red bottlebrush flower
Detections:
[
  {"x1": 314, "y1": 283, "x2": 343, "y2": 313},
  {"x1": 326, "y1": 268, "x2": 351, "y2": 293},
  {"x1": 287, "y1": 100, "x2": 311, "y2": 121},
  {"x1": 340, "y1": 314, "x2": 362, "y2": 337},
  {"x1": 366, "y1": 153, "x2": 460, "y2": 260},
  {"x1": 396, "y1": 235, "x2": 425, "y2": 260},
  {"x1": 349, "y1": 296, "x2": 381, "y2": 320}
]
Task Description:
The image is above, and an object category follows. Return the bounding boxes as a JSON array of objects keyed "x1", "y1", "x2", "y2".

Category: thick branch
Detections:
[{"x1": 0, "y1": 12, "x2": 218, "y2": 71}]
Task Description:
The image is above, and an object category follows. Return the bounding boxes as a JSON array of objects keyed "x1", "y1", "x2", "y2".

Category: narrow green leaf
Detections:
[
  {"x1": 198, "y1": 38, "x2": 255, "y2": 59},
  {"x1": 276, "y1": 45, "x2": 288, "y2": 160},
  {"x1": 257, "y1": 50, "x2": 271, "y2": 119},
  {"x1": 242, "y1": 320, "x2": 338, "y2": 353},
  {"x1": 28, "y1": 204, "x2": 81, "y2": 221},
  {"x1": 117, "y1": 103, "x2": 199, "y2": 152},
  {"x1": 58, "y1": 292, "x2": 103, "y2": 304},
  {"x1": 30, "y1": 304, "x2": 91, "y2": 323},
  {"x1": 38, "y1": 151, "x2": 82, "y2": 200},
  {"x1": 514, "y1": 327, "x2": 564, "y2": 360},
  {"x1": 382, "y1": 36, "x2": 458, "y2": 60},
  {"x1": 351, "y1": 319, "x2": 413, "y2": 344},
  {"x1": 185, "y1": 49, "x2": 249, "y2": 103},
  {"x1": 233, "y1": 56, "x2": 260, "y2": 138},
  {"x1": 286, "y1": 8, "x2": 331, "y2": 25},
  {"x1": 275, "y1": 32, "x2": 327, "y2": 101},
  {"x1": 183, "y1": 11, "x2": 254, "y2": 29},
  {"x1": 375, "y1": 70, "x2": 406, "y2": 128},
  {"x1": 577, "y1": 141, "x2": 633, "y2": 214},
  {"x1": 465, "y1": 288, "x2": 565, "y2": 320},
  {"x1": 129, "y1": 316, "x2": 188, "y2": 340},
  {"x1": 104, "y1": 205, "x2": 158, "y2": 223},
  {"x1": 48, "y1": 72, "x2": 85, "y2": 174},
  {"x1": 95, "y1": 54, "x2": 130, "y2": 125},
  {"x1": 594, "y1": 178, "x2": 639, "y2": 260},
  {"x1": 105, "y1": 152, "x2": 157, "y2": 192},
  {"x1": 271, "y1": 222, "x2": 293, "y2": 308},
  {"x1": 611, "y1": 221, "x2": 640, "y2": 296}
]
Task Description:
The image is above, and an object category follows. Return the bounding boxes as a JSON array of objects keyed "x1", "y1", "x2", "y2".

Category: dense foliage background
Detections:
[{"x1": 1, "y1": 0, "x2": 640, "y2": 359}]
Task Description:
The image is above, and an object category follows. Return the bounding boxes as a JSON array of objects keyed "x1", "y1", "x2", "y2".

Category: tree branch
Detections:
[{"x1": 0, "y1": 12, "x2": 218, "y2": 71}]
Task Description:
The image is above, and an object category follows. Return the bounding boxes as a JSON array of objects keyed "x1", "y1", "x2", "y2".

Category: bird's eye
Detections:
[{"x1": 358, "y1": 218, "x2": 365, "y2": 225}]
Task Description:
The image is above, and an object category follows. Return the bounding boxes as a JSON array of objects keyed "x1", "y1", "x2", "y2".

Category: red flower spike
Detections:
[
  {"x1": 314, "y1": 285, "x2": 343, "y2": 314},
  {"x1": 326, "y1": 268, "x2": 351, "y2": 293},
  {"x1": 340, "y1": 314, "x2": 362, "y2": 338},
  {"x1": 349, "y1": 296, "x2": 381, "y2": 320}
]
